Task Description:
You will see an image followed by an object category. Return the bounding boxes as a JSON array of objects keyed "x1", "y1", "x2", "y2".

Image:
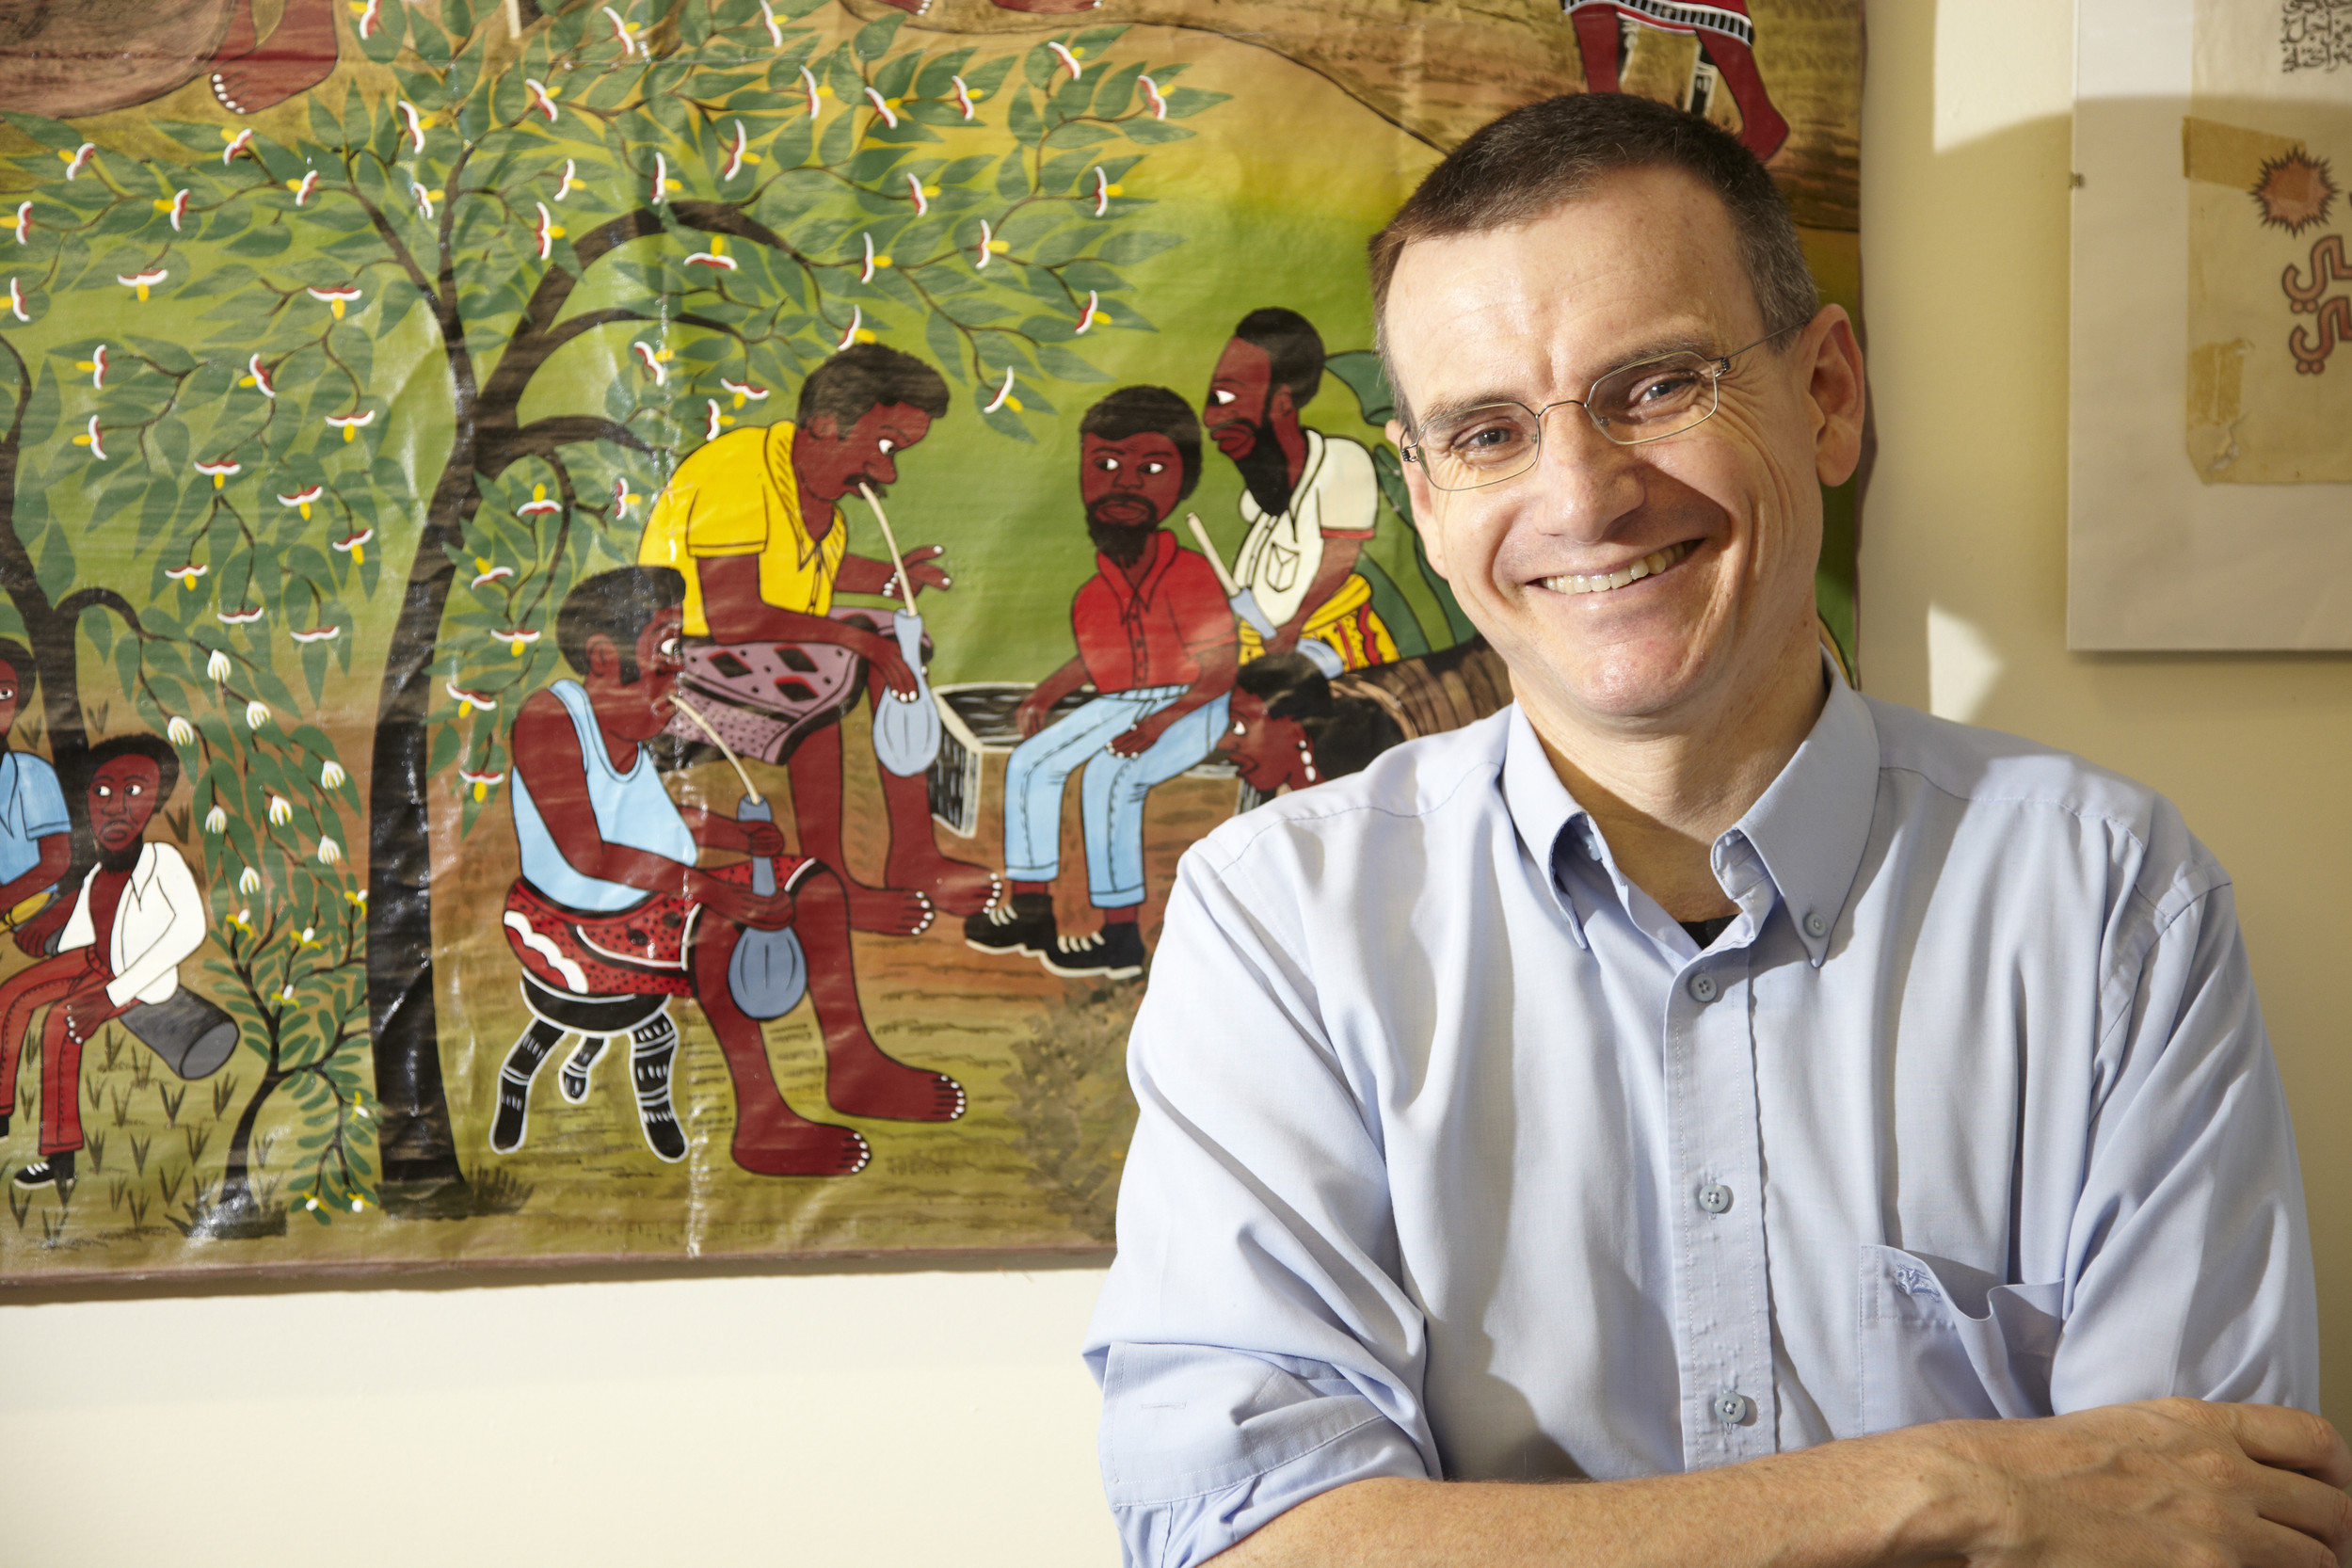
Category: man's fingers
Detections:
[
  {"x1": 2241, "y1": 1512, "x2": 2349, "y2": 1568},
  {"x1": 2238, "y1": 1457, "x2": 2352, "y2": 1555},
  {"x1": 2223, "y1": 1406, "x2": 2352, "y2": 1488}
]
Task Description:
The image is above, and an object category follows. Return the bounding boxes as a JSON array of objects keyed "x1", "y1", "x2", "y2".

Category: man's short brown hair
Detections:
[{"x1": 1369, "y1": 92, "x2": 1818, "y2": 422}]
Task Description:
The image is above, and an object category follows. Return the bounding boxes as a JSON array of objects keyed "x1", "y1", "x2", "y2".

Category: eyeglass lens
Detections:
[{"x1": 1414, "y1": 352, "x2": 1725, "y2": 491}]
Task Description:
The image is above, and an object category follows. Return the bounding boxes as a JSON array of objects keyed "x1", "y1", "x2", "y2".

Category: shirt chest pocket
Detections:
[
  {"x1": 1260, "y1": 542, "x2": 1300, "y2": 594},
  {"x1": 1857, "y1": 1245, "x2": 2063, "y2": 1434}
]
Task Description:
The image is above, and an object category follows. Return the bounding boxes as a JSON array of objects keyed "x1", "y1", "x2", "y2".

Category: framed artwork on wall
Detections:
[{"x1": 2072, "y1": 0, "x2": 2352, "y2": 648}]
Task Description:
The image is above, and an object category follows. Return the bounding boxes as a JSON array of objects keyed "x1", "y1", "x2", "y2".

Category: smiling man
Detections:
[{"x1": 1085, "y1": 93, "x2": 2346, "y2": 1567}]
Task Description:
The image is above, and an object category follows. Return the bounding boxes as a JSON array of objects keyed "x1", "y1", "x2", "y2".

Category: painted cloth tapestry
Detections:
[{"x1": 0, "y1": 0, "x2": 1861, "y2": 1280}]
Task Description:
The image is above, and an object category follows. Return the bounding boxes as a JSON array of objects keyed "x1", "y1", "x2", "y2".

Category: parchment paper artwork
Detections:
[
  {"x1": 2185, "y1": 0, "x2": 2352, "y2": 481},
  {"x1": 0, "y1": 0, "x2": 1861, "y2": 1283}
]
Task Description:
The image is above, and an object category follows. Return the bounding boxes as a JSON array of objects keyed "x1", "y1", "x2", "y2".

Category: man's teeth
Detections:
[{"x1": 1541, "y1": 541, "x2": 1692, "y2": 596}]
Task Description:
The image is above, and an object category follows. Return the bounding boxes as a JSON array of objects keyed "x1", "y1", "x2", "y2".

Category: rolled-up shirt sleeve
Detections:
[
  {"x1": 1085, "y1": 836, "x2": 1435, "y2": 1568},
  {"x1": 2055, "y1": 828, "x2": 2319, "y2": 1412}
]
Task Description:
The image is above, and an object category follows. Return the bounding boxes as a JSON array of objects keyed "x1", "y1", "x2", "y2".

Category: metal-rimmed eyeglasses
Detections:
[{"x1": 1400, "y1": 326, "x2": 1800, "y2": 492}]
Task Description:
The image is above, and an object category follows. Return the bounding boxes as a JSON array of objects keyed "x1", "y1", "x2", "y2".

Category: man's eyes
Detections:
[
  {"x1": 878, "y1": 438, "x2": 895, "y2": 454},
  {"x1": 1097, "y1": 456, "x2": 1121, "y2": 472},
  {"x1": 1141, "y1": 461, "x2": 1166, "y2": 474},
  {"x1": 1210, "y1": 389, "x2": 1236, "y2": 406}
]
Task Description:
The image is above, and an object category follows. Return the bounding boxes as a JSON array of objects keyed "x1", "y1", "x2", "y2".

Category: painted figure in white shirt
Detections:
[
  {"x1": 1205, "y1": 309, "x2": 1399, "y2": 672},
  {"x1": 0, "y1": 734, "x2": 205, "y2": 1190}
]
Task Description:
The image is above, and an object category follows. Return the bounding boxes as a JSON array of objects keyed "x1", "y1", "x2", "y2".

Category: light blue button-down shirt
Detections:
[{"x1": 1084, "y1": 673, "x2": 2318, "y2": 1568}]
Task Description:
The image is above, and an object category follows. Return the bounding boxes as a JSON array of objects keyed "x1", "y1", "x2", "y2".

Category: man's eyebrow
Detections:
[{"x1": 1409, "y1": 333, "x2": 1730, "y2": 432}]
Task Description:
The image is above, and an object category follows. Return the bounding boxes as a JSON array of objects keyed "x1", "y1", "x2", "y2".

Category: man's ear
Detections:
[
  {"x1": 804, "y1": 411, "x2": 840, "y2": 441},
  {"x1": 1385, "y1": 418, "x2": 1450, "y2": 581},
  {"x1": 583, "y1": 632, "x2": 620, "y2": 683},
  {"x1": 1270, "y1": 382, "x2": 1297, "y2": 425},
  {"x1": 1801, "y1": 305, "x2": 1867, "y2": 488}
]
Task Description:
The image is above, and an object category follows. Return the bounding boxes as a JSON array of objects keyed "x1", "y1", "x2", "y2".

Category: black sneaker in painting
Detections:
[
  {"x1": 13, "y1": 1151, "x2": 73, "y2": 1189},
  {"x1": 965, "y1": 891, "x2": 1056, "y2": 955},
  {"x1": 1039, "y1": 921, "x2": 1146, "y2": 980}
]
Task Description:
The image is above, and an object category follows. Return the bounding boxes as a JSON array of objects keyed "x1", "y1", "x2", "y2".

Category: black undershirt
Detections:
[{"x1": 1678, "y1": 915, "x2": 1736, "y2": 949}]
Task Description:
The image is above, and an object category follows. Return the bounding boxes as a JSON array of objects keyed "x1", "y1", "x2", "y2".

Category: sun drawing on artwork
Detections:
[{"x1": 2250, "y1": 147, "x2": 2339, "y2": 235}]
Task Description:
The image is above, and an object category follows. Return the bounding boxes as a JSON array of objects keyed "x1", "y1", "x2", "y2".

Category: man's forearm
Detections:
[
  {"x1": 1214, "y1": 1439, "x2": 1938, "y2": 1568},
  {"x1": 1214, "y1": 1401, "x2": 2352, "y2": 1568}
]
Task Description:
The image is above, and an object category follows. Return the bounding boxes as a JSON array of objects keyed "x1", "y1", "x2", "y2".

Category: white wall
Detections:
[{"x1": 6, "y1": 7, "x2": 2342, "y2": 1565}]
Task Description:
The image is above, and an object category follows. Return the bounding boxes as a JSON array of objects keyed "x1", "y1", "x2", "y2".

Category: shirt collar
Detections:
[
  {"x1": 1494, "y1": 650, "x2": 1879, "y2": 965},
  {"x1": 1722, "y1": 655, "x2": 1880, "y2": 968},
  {"x1": 1095, "y1": 527, "x2": 1176, "y2": 615},
  {"x1": 1498, "y1": 705, "x2": 1593, "y2": 950}
]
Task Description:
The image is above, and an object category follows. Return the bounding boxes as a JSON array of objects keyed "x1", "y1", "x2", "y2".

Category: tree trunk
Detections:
[{"x1": 365, "y1": 442, "x2": 482, "y2": 1211}]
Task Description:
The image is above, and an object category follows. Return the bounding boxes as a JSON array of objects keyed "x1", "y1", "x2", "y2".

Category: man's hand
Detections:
[
  {"x1": 865, "y1": 634, "x2": 920, "y2": 700},
  {"x1": 1110, "y1": 713, "x2": 1172, "y2": 758},
  {"x1": 698, "y1": 879, "x2": 796, "y2": 933},
  {"x1": 61, "y1": 984, "x2": 117, "y2": 1046},
  {"x1": 736, "y1": 818, "x2": 787, "y2": 859},
  {"x1": 12, "y1": 900, "x2": 66, "y2": 957},
  {"x1": 896, "y1": 544, "x2": 951, "y2": 597},
  {"x1": 1015, "y1": 688, "x2": 1056, "y2": 740},
  {"x1": 1898, "y1": 1398, "x2": 2352, "y2": 1567}
]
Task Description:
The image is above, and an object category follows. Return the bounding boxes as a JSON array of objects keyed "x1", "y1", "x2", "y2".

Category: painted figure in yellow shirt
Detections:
[{"x1": 637, "y1": 345, "x2": 996, "y2": 932}]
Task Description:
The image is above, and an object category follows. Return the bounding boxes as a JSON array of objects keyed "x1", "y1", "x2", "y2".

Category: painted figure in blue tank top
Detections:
[
  {"x1": 501, "y1": 567, "x2": 965, "y2": 1179},
  {"x1": 0, "y1": 638, "x2": 73, "y2": 956}
]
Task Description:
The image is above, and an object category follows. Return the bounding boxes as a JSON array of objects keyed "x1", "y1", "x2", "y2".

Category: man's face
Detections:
[
  {"x1": 90, "y1": 755, "x2": 162, "y2": 856},
  {"x1": 1204, "y1": 339, "x2": 1275, "y2": 462},
  {"x1": 1080, "y1": 430, "x2": 1187, "y2": 534},
  {"x1": 1382, "y1": 166, "x2": 1862, "y2": 732},
  {"x1": 588, "y1": 606, "x2": 686, "y2": 738},
  {"x1": 1219, "y1": 688, "x2": 1299, "y2": 792},
  {"x1": 0, "y1": 658, "x2": 22, "y2": 737},
  {"x1": 800, "y1": 403, "x2": 933, "y2": 502}
]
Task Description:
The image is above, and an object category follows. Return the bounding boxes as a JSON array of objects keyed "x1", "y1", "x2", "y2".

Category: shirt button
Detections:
[
  {"x1": 1804, "y1": 911, "x2": 1828, "y2": 937},
  {"x1": 1712, "y1": 1391, "x2": 1754, "y2": 1425},
  {"x1": 1688, "y1": 972, "x2": 1718, "y2": 1003},
  {"x1": 1697, "y1": 1182, "x2": 1733, "y2": 1214}
]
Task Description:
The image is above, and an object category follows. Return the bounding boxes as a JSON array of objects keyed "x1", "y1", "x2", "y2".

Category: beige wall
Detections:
[{"x1": 1, "y1": 6, "x2": 2338, "y2": 1564}]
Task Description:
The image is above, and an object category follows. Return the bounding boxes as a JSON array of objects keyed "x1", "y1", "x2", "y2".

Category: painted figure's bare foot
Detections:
[
  {"x1": 731, "y1": 1108, "x2": 872, "y2": 1176},
  {"x1": 888, "y1": 854, "x2": 1000, "y2": 920},
  {"x1": 992, "y1": 0, "x2": 1102, "y2": 12},
  {"x1": 209, "y1": 0, "x2": 338, "y2": 115},
  {"x1": 846, "y1": 881, "x2": 937, "y2": 936},
  {"x1": 827, "y1": 1038, "x2": 968, "y2": 1122},
  {"x1": 872, "y1": 0, "x2": 932, "y2": 14}
]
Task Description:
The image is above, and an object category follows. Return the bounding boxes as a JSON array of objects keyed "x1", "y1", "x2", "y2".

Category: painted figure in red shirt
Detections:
[{"x1": 964, "y1": 388, "x2": 1238, "y2": 979}]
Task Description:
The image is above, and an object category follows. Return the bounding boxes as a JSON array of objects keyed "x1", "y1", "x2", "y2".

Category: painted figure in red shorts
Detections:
[
  {"x1": 1565, "y1": 0, "x2": 1788, "y2": 163},
  {"x1": 3, "y1": 734, "x2": 206, "y2": 1190},
  {"x1": 502, "y1": 566, "x2": 964, "y2": 1179}
]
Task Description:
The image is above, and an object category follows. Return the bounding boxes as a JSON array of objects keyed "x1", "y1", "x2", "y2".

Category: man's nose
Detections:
[
  {"x1": 1528, "y1": 405, "x2": 1644, "y2": 536},
  {"x1": 872, "y1": 453, "x2": 899, "y2": 485}
]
